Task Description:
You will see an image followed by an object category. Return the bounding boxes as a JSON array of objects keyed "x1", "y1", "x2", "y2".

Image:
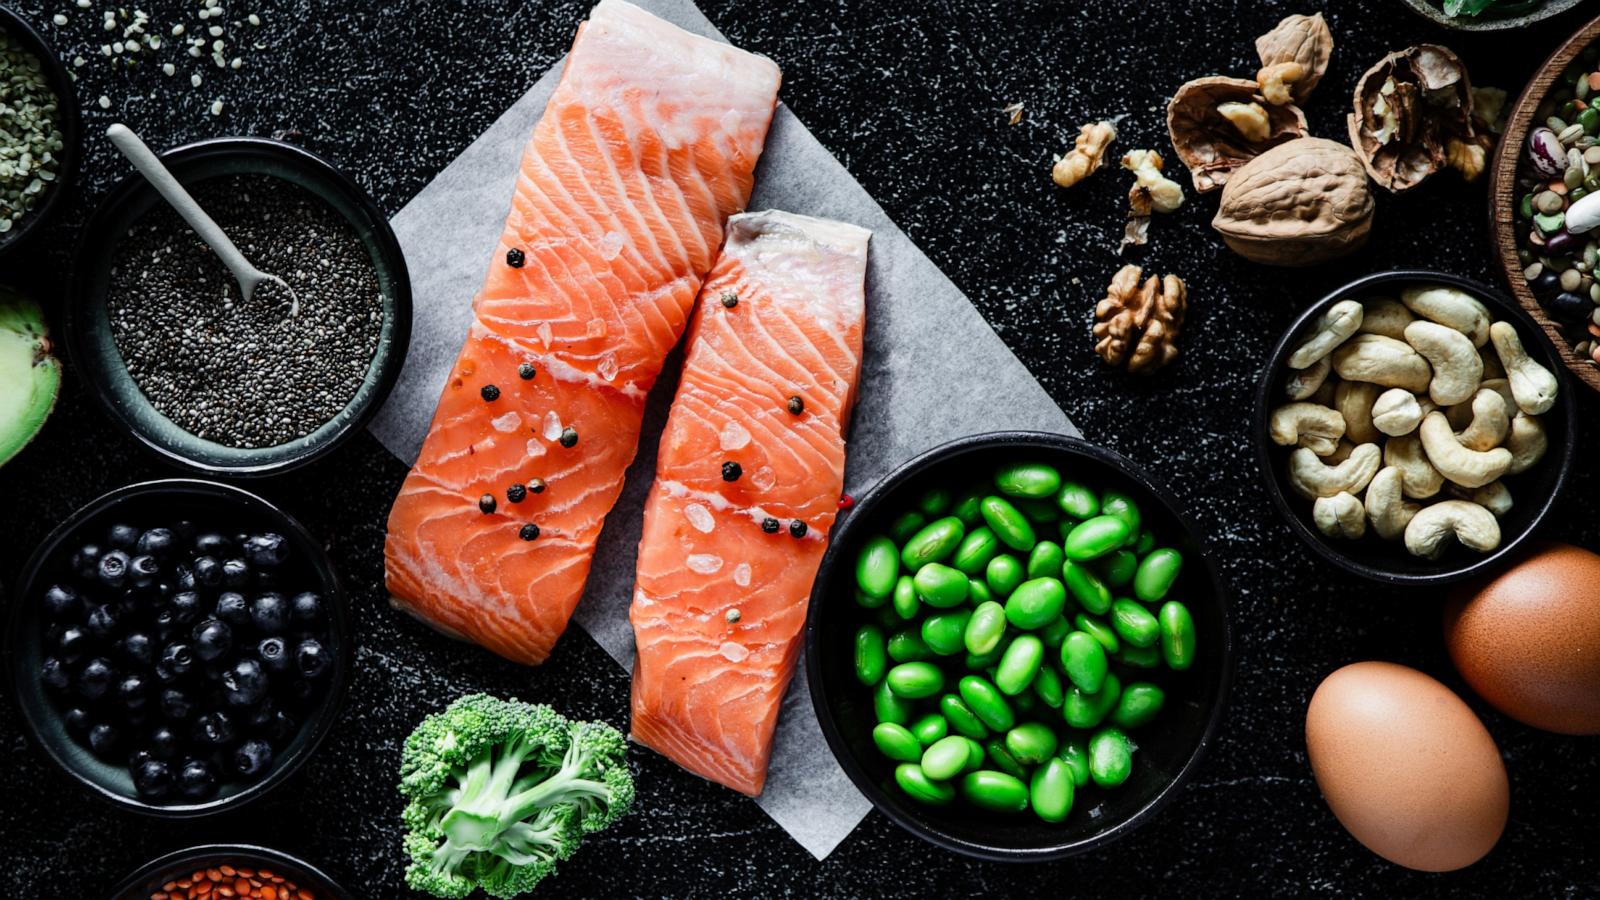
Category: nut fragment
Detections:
[
  {"x1": 1347, "y1": 45, "x2": 1479, "y2": 193},
  {"x1": 1092, "y1": 265, "x2": 1187, "y2": 374},
  {"x1": 1122, "y1": 149, "x2": 1183, "y2": 214},
  {"x1": 1256, "y1": 62, "x2": 1304, "y2": 107},
  {"x1": 1211, "y1": 138, "x2": 1374, "y2": 266},
  {"x1": 1052, "y1": 120, "x2": 1118, "y2": 189},
  {"x1": 1167, "y1": 76, "x2": 1308, "y2": 192},
  {"x1": 1217, "y1": 101, "x2": 1272, "y2": 142},
  {"x1": 1255, "y1": 12, "x2": 1333, "y2": 102}
]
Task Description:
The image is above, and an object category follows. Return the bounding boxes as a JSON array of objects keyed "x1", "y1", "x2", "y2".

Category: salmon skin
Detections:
[
  {"x1": 384, "y1": 0, "x2": 781, "y2": 666},
  {"x1": 629, "y1": 210, "x2": 871, "y2": 796}
]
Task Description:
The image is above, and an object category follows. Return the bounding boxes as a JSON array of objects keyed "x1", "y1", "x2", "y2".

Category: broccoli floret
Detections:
[{"x1": 399, "y1": 694, "x2": 635, "y2": 899}]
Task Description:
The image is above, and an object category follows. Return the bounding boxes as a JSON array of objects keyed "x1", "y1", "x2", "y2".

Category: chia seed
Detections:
[{"x1": 106, "y1": 174, "x2": 383, "y2": 448}]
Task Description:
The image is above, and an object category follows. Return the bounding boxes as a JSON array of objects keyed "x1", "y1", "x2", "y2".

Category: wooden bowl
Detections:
[{"x1": 1489, "y1": 11, "x2": 1600, "y2": 395}]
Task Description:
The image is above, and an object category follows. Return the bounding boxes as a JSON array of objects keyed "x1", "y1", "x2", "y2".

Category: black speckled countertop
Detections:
[{"x1": 3, "y1": 0, "x2": 1598, "y2": 896}]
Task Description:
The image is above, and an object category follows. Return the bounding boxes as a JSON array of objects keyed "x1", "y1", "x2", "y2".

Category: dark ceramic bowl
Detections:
[
  {"x1": 1399, "y1": 0, "x2": 1588, "y2": 31},
  {"x1": 7, "y1": 479, "x2": 352, "y2": 817},
  {"x1": 1255, "y1": 270, "x2": 1576, "y2": 586},
  {"x1": 806, "y1": 432, "x2": 1234, "y2": 862},
  {"x1": 0, "y1": 3, "x2": 82, "y2": 255},
  {"x1": 67, "y1": 136, "x2": 411, "y2": 476},
  {"x1": 108, "y1": 844, "x2": 354, "y2": 900}
]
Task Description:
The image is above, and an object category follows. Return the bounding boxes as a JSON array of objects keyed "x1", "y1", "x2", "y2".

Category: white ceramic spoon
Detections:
[{"x1": 106, "y1": 123, "x2": 299, "y2": 315}]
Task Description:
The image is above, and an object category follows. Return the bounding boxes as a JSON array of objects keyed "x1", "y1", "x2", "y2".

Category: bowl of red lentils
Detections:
[{"x1": 108, "y1": 844, "x2": 351, "y2": 900}]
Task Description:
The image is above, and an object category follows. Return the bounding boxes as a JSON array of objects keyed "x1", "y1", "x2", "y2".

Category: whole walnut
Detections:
[
  {"x1": 1212, "y1": 138, "x2": 1374, "y2": 266},
  {"x1": 1093, "y1": 265, "x2": 1187, "y2": 374}
]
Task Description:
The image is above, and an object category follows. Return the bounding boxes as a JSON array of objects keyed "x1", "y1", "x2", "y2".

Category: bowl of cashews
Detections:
[{"x1": 1256, "y1": 270, "x2": 1577, "y2": 585}]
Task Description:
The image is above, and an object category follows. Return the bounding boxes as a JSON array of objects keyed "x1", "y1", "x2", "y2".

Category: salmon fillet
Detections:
[
  {"x1": 384, "y1": 0, "x2": 781, "y2": 665},
  {"x1": 629, "y1": 210, "x2": 871, "y2": 796}
]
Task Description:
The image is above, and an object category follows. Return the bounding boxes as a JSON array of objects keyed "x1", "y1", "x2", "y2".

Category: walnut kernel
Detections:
[
  {"x1": 1093, "y1": 264, "x2": 1187, "y2": 374},
  {"x1": 1217, "y1": 101, "x2": 1272, "y2": 142},
  {"x1": 1256, "y1": 61, "x2": 1304, "y2": 106},
  {"x1": 1052, "y1": 120, "x2": 1117, "y2": 189}
]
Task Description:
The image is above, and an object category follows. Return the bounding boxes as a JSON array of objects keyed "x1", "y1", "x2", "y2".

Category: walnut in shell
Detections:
[
  {"x1": 1167, "y1": 76, "x2": 1308, "y2": 193},
  {"x1": 1255, "y1": 13, "x2": 1333, "y2": 103},
  {"x1": 1093, "y1": 265, "x2": 1187, "y2": 374},
  {"x1": 1347, "y1": 44, "x2": 1477, "y2": 193},
  {"x1": 1212, "y1": 138, "x2": 1374, "y2": 266}
]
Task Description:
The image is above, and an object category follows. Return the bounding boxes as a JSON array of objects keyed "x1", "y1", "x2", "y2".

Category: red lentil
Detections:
[{"x1": 147, "y1": 862, "x2": 317, "y2": 900}]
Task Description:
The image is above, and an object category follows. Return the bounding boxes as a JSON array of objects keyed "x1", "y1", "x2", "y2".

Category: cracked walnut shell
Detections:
[
  {"x1": 1094, "y1": 265, "x2": 1187, "y2": 374},
  {"x1": 1255, "y1": 13, "x2": 1334, "y2": 103},
  {"x1": 1347, "y1": 44, "x2": 1477, "y2": 193},
  {"x1": 1167, "y1": 76, "x2": 1308, "y2": 193}
]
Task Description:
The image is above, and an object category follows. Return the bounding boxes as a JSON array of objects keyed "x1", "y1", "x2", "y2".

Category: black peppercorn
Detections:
[
  {"x1": 529, "y1": 478, "x2": 547, "y2": 494},
  {"x1": 506, "y1": 248, "x2": 526, "y2": 268},
  {"x1": 720, "y1": 292, "x2": 739, "y2": 308},
  {"x1": 559, "y1": 427, "x2": 578, "y2": 448},
  {"x1": 722, "y1": 461, "x2": 742, "y2": 482},
  {"x1": 507, "y1": 483, "x2": 528, "y2": 504},
  {"x1": 481, "y1": 384, "x2": 501, "y2": 402},
  {"x1": 478, "y1": 494, "x2": 497, "y2": 514},
  {"x1": 518, "y1": 362, "x2": 537, "y2": 380},
  {"x1": 519, "y1": 524, "x2": 541, "y2": 541},
  {"x1": 761, "y1": 517, "x2": 780, "y2": 534},
  {"x1": 789, "y1": 520, "x2": 808, "y2": 538},
  {"x1": 787, "y1": 395, "x2": 804, "y2": 415}
]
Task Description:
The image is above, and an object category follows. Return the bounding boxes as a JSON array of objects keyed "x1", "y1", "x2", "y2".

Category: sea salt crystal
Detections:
[
  {"x1": 599, "y1": 230, "x2": 625, "y2": 260},
  {"x1": 597, "y1": 353, "x2": 618, "y2": 381},
  {"x1": 491, "y1": 412, "x2": 522, "y2": 433},
  {"x1": 586, "y1": 317, "x2": 607, "y2": 338},
  {"x1": 718, "y1": 421, "x2": 750, "y2": 451},
  {"x1": 719, "y1": 641, "x2": 749, "y2": 663},
  {"x1": 749, "y1": 465, "x2": 776, "y2": 491},
  {"x1": 541, "y1": 411, "x2": 563, "y2": 441},
  {"x1": 686, "y1": 554, "x2": 723, "y2": 575},
  {"x1": 733, "y1": 563, "x2": 751, "y2": 587},
  {"x1": 537, "y1": 322, "x2": 552, "y2": 347},
  {"x1": 684, "y1": 503, "x2": 714, "y2": 534},
  {"x1": 526, "y1": 439, "x2": 542, "y2": 457}
]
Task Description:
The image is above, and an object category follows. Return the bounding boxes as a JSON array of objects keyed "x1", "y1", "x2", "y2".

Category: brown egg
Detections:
[
  {"x1": 1305, "y1": 661, "x2": 1508, "y2": 872},
  {"x1": 1445, "y1": 541, "x2": 1600, "y2": 735}
]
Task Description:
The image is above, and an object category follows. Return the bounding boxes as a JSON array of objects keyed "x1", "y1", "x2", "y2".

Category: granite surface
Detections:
[{"x1": 2, "y1": 0, "x2": 1597, "y2": 896}]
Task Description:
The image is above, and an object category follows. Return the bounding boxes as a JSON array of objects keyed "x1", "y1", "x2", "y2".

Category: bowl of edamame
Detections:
[{"x1": 806, "y1": 432, "x2": 1233, "y2": 861}]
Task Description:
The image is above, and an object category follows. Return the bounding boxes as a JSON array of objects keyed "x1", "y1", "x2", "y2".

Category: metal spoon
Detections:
[{"x1": 106, "y1": 123, "x2": 299, "y2": 315}]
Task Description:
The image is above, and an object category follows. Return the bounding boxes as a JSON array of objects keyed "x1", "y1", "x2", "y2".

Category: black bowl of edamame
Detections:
[
  {"x1": 806, "y1": 432, "x2": 1234, "y2": 862},
  {"x1": 1255, "y1": 270, "x2": 1575, "y2": 586}
]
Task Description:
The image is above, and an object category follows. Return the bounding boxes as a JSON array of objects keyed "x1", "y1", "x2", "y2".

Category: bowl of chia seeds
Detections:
[
  {"x1": 68, "y1": 136, "x2": 410, "y2": 475},
  {"x1": 0, "y1": 4, "x2": 81, "y2": 254}
]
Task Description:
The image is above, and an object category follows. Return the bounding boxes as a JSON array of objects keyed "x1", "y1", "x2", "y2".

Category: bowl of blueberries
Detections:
[{"x1": 6, "y1": 478, "x2": 351, "y2": 816}]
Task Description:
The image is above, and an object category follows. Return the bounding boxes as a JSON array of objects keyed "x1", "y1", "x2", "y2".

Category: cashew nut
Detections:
[
  {"x1": 1400, "y1": 285, "x2": 1492, "y2": 348},
  {"x1": 1288, "y1": 444, "x2": 1381, "y2": 500},
  {"x1": 1403, "y1": 320, "x2": 1483, "y2": 406},
  {"x1": 1358, "y1": 296, "x2": 1414, "y2": 340},
  {"x1": 1505, "y1": 413, "x2": 1549, "y2": 475},
  {"x1": 1330, "y1": 334, "x2": 1432, "y2": 392},
  {"x1": 1308, "y1": 376, "x2": 1338, "y2": 408},
  {"x1": 1289, "y1": 300, "x2": 1364, "y2": 370},
  {"x1": 1418, "y1": 411, "x2": 1512, "y2": 488},
  {"x1": 1334, "y1": 381, "x2": 1383, "y2": 445},
  {"x1": 1364, "y1": 466, "x2": 1420, "y2": 540},
  {"x1": 1403, "y1": 500, "x2": 1502, "y2": 560},
  {"x1": 1269, "y1": 403, "x2": 1346, "y2": 456},
  {"x1": 1370, "y1": 388, "x2": 1424, "y2": 436},
  {"x1": 1453, "y1": 389, "x2": 1511, "y2": 451},
  {"x1": 1313, "y1": 492, "x2": 1367, "y2": 539},
  {"x1": 1284, "y1": 355, "x2": 1332, "y2": 401},
  {"x1": 1447, "y1": 480, "x2": 1513, "y2": 517},
  {"x1": 1384, "y1": 433, "x2": 1445, "y2": 499},
  {"x1": 1488, "y1": 321, "x2": 1559, "y2": 415}
]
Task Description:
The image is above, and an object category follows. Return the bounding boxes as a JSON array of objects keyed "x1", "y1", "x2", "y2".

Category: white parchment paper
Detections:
[{"x1": 367, "y1": 0, "x2": 1077, "y2": 860}]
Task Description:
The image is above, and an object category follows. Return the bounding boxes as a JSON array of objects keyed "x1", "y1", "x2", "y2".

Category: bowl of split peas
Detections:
[{"x1": 806, "y1": 432, "x2": 1233, "y2": 861}]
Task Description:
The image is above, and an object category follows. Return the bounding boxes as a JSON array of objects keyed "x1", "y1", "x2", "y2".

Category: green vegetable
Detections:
[
  {"x1": 1099, "y1": 492, "x2": 1141, "y2": 544},
  {"x1": 957, "y1": 674, "x2": 1015, "y2": 731},
  {"x1": 855, "y1": 536, "x2": 900, "y2": 599},
  {"x1": 1088, "y1": 727, "x2": 1133, "y2": 788},
  {"x1": 994, "y1": 634, "x2": 1044, "y2": 695},
  {"x1": 887, "y1": 661, "x2": 945, "y2": 699},
  {"x1": 1073, "y1": 613, "x2": 1120, "y2": 654},
  {"x1": 901, "y1": 517, "x2": 965, "y2": 569},
  {"x1": 874, "y1": 679, "x2": 913, "y2": 724},
  {"x1": 1030, "y1": 758, "x2": 1075, "y2": 823},
  {"x1": 918, "y1": 486, "x2": 953, "y2": 517},
  {"x1": 1026, "y1": 540, "x2": 1065, "y2": 580},
  {"x1": 983, "y1": 740, "x2": 1029, "y2": 780},
  {"x1": 1095, "y1": 549, "x2": 1138, "y2": 588},
  {"x1": 913, "y1": 562, "x2": 969, "y2": 608},
  {"x1": 951, "y1": 526, "x2": 1000, "y2": 574},
  {"x1": 920, "y1": 735, "x2": 972, "y2": 780},
  {"x1": 1110, "y1": 682, "x2": 1166, "y2": 729},
  {"x1": 963, "y1": 601, "x2": 1008, "y2": 656},
  {"x1": 1054, "y1": 481, "x2": 1099, "y2": 519},
  {"x1": 1110, "y1": 598, "x2": 1160, "y2": 648},
  {"x1": 939, "y1": 693, "x2": 990, "y2": 740},
  {"x1": 994, "y1": 461, "x2": 1062, "y2": 499},
  {"x1": 896, "y1": 763, "x2": 955, "y2": 805},
  {"x1": 1159, "y1": 600, "x2": 1197, "y2": 670},
  {"x1": 985, "y1": 554, "x2": 1025, "y2": 597},
  {"x1": 961, "y1": 770, "x2": 1029, "y2": 812},
  {"x1": 1005, "y1": 577, "x2": 1066, "y2": 629},
  {"x1": 1062, "y1": 673, "x2": 1121, "y2": 729},
  {"x1": 1057, "y1": 740, "x2": 1090, "y2": 787},
  {"x1": 887, "y1": 511, "x2": 927, "y2": 544},
  {"x1": 1031, "y1": 663, "x2": 1064, "y2": 708},
  {"x1": 1060, "y1": 631, "x2": 1108, "y2": 693},
  {"x1": 979, "y1": 495, "x2": 1037, "y2": 551},
  {"x1": 1004, "y1": 721, "x2": 1058, "y2": 765},
  {"x1": 1063, "y1": 515, "x2": 1131, "y2": 560},
  {"x1": 0, "y1": 289, "x2": 60, "y2": 469},
  {"x1": 910, "y1": 713, "x2": 948, "y2": 746},
  {"x1": 872, "y1": 722, "x2": 923, "y2": 762},
  {"x1": 892, "y1": 574, "x2": 920, "y2": 620},
  {"x1": 921, "y1": 609, "x2": 971, "y2": 656},
  {"x1": 1133, "y1": 548, "x2": 1183, "y2": 602},
  {"x1": 854, "y1": 625, "x2": 887, "y2": 686},
  {"x1": 1062, "y1": 561, "x2": 1112, "y2": 614},
  {"x1": 887, "y1": 628, "x2": 933, "y2": 662},
  {"x1": 399, "y1": 694, "x2": 634, "y2": 899}
]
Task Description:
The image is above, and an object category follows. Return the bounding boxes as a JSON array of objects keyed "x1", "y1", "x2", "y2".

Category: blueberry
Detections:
[
  {"x1": 193, "y1": 532, "x2": 231, "y2": 556},
  {"x1": 250, "y1": 593, "x2": 289, "y2": 633},
  {"x1": 192, "y1": 710, "x2": 236, "y2": 748},
  {"x1": 42, "y1": 584, "x2": 82, "y2": 620},
  {"x1": 221, "y1": 558, "x2": 251, "y2": 588},
  {"x1": 192, "y1": 556, "x2": 222, "y2": 588},
  {"x1": 243, "y1": 533, "x2": 289, "y2": 567},
  {"x1": 168, "y1": 591, "x2": 204, "y2": 625},
  {"x1": 1546, "y1": 290, "x2": 1592, "y2": 325},
  {"x1": 128, "y1": 748, "x2": 155, "y2": 769},
  {"x1": 192, "y1": 618, "x2": 233, "y2": 662},
  {"x1": 295, "y1": 638, "x2": 329, "y2": 679},
  {"x1": 105, "y1": 523, "x2": 140, "y2": 550},
  {"x1": 63, "y1": 707, "x2": 91, "y2": 736},
  {"x1": 157, "y1": 642, "x2": 194, "y2": 680},
  {"x1": 78, "y1": 658, "x2": 115, "y2": 700},
  {"x1": 128, "y1": 554, "x2": 161, "y2": 588},
  {"x1": 147, "y1": 725, "x2": 181, "y2": 760},
  {"x1": 117, "y1": 673, "x2": 149, "y2": 711},
  {"x1": 232, "y1": 738, "x2": 275, "y2": 779},
  {"x1": 131, "y1": 758, "x2": 174, "y2": 799},
  {"x1": 135, "y1": 527, "x2": 176, "y2": 558},
  {"x1": 97, "y1": 550, "x2": 130, "y2": 588},
  {"x1": 86, "y1": 603, "x2": 121, "y2": 640},
  {"x1": 256, "y1": 636, "x2": 290, "y2": 673},
  {"x1": 39, "y1": 656, "x2": 70, "y2": 692},
  {"x1": 70, "y1": 544, "x2": 102, "y2": 580},
  {"x1": 289, "y1": 591, "x2": 324, "y2": 626},
  {"x1": 215, "y1": 592, "x2": 250, "y2": 626},
  {"x1": 57, "y1": 625, "x2": 90, "y2": 663},
  {"x1": 222, "y1": 658, "x2": 269, "y2": 706},
  {"x1": 172, "y1": 563, "x2": 197, "y2": 592},
  {"x1": 177, "y1": 758, "x2": 219, "y2": 800},
  {"x1": 120, "y1": 632, "x2": 155, "y2": 666},
  {"x1": 159, "y1": 687, "x2": 194, "y2": 720},
  {"x1": 88, "y1": 722, "x2": 122, "y2": 759}
]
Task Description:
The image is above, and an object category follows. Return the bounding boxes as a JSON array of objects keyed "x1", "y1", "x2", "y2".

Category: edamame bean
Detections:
[
  {"x1": 980, "y1": 495, "x2": 1037, "y2": 551},
  {"x1": 887, "y1": 661, "x2": 945, "y2": 698},
  {"x1": 914, "y1": 562, "x2": 969, "y2": 608},
  {"x1": 1110, "y1": 682, "x2": 1166, "y2": 729},
  {"x1": 965, "y1": 646, "x2": 1003, "y2": 671},
  {"x1": 918, "y1": 487, "x2": 953, "y2": 517},
  {"x1": 1062, "y1": 561, "x2": 1112, "y2": 614},
  {"x1": 1133, "y1": 548, "x2": 1183, "y2": 603},
  {"x1": 1100, "y1": 492, "x2": 1142, "y2": 546},
  {"x1": 874, "y1": 679, "x2": 913, "y2": 725},
  {"x1": 1062, "y1": 673, "x2": 1121, "y2": 729},
  {"x1": 892, "y1": 574, "x2": 920, "y2": 620},
  {"x1": 921, "y1": 610, "x2": 971, "y2": 656},
  {"x1": 1110, "y1": 597, "x2": 1159, "y2": 647},
  {"x1": 995, "y1": 634, "x2": 1044, "y2": 695},
  {"x1": 888, "y1": 628, "x2": 934, "y2": 662},
  {"x1": 901, "y1": 516, "x2": 966, "y2": 569},
  {"x1": 995, "y1": 461, "x2": 1062, "y2": 499},
  {"x1": 986, "y1": 554, "x2": 1025, "y2": 597},
  {"x1": 896, "y1": 763, "x2": 955, "y2": 805},
  {"x1": 1074, "y1": 613, "x2": 1120, "y2": 654},
  {"x1": 854, "y1": 587, "x2": 888, "y2": 610},
  {"x1": 1004, "y1": 721, "x2": 1059, "y2": 765},
  {"x1": 960, "y1": 737, "x2": 986, "y2": 773},
  {"x1": 1032, "y1": 663, "x2": 1064, "y2": 708},
  {"x1": 1117, "y1": 643, "x2": 1162, "y2": 669},
  {"x1": 1060, "y1": 631, "x2": 1109, "y2": 693},
  {"x1": 964, "y1": 600, "x2": 1008, "y2": 656},
  {"x1": 1030, "y1": 758, "x2": 1075, "y2": 823},
  {"x1": 1096, "y1": 549, "x2": 1138, "y2": 588},
  {"x1": 1055, "y1": 480, "x2": 1100, "y2": 519},
  {"x1": 1005, "y1": 577, "x2": 1067, "y2": 629},
  {"x1": 1134, "y1": 529, "x2": 1156, "y2": 556},
  {"x1": 940, "y1": 693, "x2": 990, "y2": 740},
  {"x1": 1159, "y1": 600, "x2": 1196, "y2": 670},
  {"x1": 872, "y1": 722, "x2": 923, "y2": 762},
  {"x1": 982, "y1": 741, "x2": 1029, "y2": 781},
  {"x1": 1064, "y1": 515, "x2": 1132, "y2": 561},
  {"x1": 854, "y1": 625, "x2": 887, "y2": 686},
  {"x1": 888, "y1": 510, "x2": 927, "y2": 545},
  {"x1": 855, "y1": 535, "x2": 900, "y2": 599},
  {"x1": 957, "y1": 675, "x2": 1015, "y2": 731},
  {"x1": 1038, "y1": 614, "x2": 1072, "y2": 648},
  {"x1": 952, "y1": 527, "x2": 1000, "y2": 574},
  {"x1": 967, "y1": 577, "x2": 994, "y2": 606},
  {"x1": 961, "y1": 770, "x2": 1029, "y2": 812},
  {"x1": 910, "y1": 713, "x2": 948, "y2": 746},
  {"x1": 1058, "y1": 740, "x2": 1090, "y2": 787},
  {"x1": 951, "y1": 489, "x2": 985, "y2": 526},
  {"x1": 1027, "y1": 540, "x2": 1065, "y2": 580},
  {"x1": 1088, "y1": 727, "x2": 1133, "y2": 788},
  {"x1": 920, "y1": 735, "x2": 971, "y2": 780}
]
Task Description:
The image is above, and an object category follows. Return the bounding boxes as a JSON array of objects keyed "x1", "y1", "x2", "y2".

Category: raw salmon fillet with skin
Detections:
[
  {"x1": 384, "y1": 0, "x2": 781, "y2": 665},
  {"x1": 629, "y1": 210, "x2": 871, "y2": 796}
]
